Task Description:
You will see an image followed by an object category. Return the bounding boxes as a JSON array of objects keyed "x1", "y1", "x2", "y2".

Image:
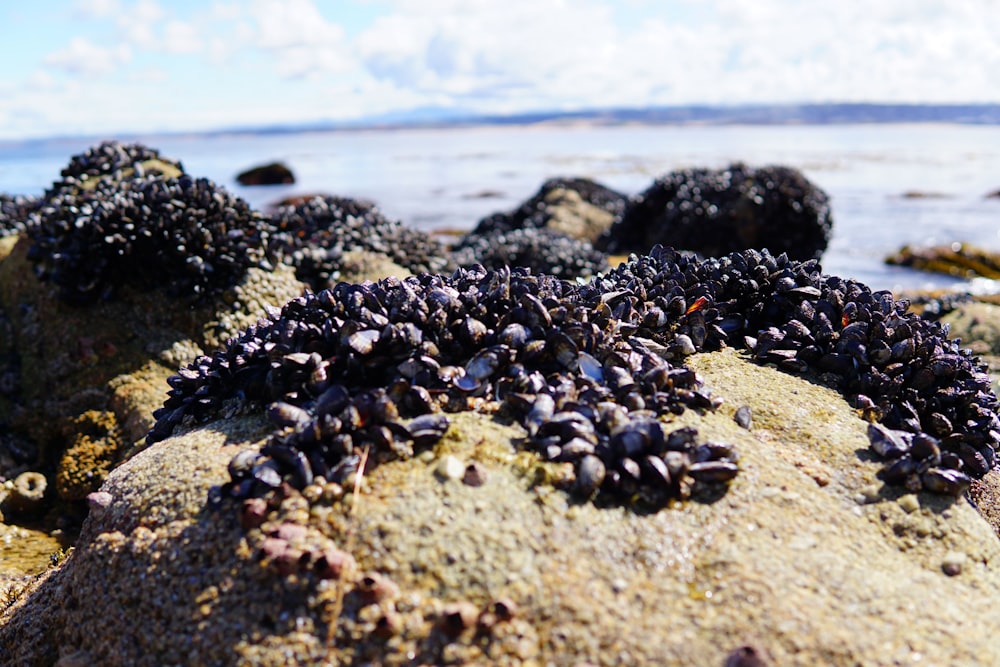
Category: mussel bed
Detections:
[{"x1": 151, "y1": 245, "x2": 998, "y2": 511}]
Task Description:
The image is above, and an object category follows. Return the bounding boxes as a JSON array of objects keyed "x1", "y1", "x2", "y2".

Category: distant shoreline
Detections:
[{"x1": 4, "y1": 102, "x2": 1000, "y2": 147}]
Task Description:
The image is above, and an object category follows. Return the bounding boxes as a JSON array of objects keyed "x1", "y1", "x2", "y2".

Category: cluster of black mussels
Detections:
[
  {"x1": 451, "y1": 227, "x2": 610, "y2": 280},
  {"x1": 269, "y1": 195, "x2": 453, "y2": 291},
  {"x1": 149, "y1": 260, "x2": 737, "y2": 508},
  {"x1": 599, "y1": 163, "x2": 833, "y2": 262},
  {"x1": 0, "y1": 194, "x2": 39, "y2": 237},
  {"x1": 151, "y1": 246, "x2": 999, "y2": 509},
  {"x1": 580, "y1": 246, "x2": 997, "y2": 495},
  {"x1": 26, "y1": 141, "x2": 273, "y2": 303}
]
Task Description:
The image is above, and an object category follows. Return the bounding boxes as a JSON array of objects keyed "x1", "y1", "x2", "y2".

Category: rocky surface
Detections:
[
  {"x1": 0, "y1": 229, "x2": 305, "y2": 508},
  {"x1": 2, "y1": 141, "x2": 1000, "y2": 666},
  {"x1": 0, "y1": 141, "x2": 307, "y2": 522},
  {"x1": 3, "y1": 349, "x2": 1000, "y2": 665}
]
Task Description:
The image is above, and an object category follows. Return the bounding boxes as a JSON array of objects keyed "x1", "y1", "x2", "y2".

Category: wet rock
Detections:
[
  {"x1": 5, "y1": 353, "x2": 1000, "y2": 665},
  {"x1": 470, "y1": 176, "x2": 627, "y2": 243},
  {"x1": 236, "y1": 161, "x2": 295, "y2": 186},
  {"x1": 598, "y1": 163, "x2": 832, "y2": 261}
]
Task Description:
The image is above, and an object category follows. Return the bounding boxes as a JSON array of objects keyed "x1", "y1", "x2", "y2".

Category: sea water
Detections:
[{"x1": 2, "y1": 122, "x2": 1000, "y2": 293}]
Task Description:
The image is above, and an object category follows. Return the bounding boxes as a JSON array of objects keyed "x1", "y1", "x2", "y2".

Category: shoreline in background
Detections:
[{"x1": 4, "y1": 102, "x2": 1000, "y2": 146}]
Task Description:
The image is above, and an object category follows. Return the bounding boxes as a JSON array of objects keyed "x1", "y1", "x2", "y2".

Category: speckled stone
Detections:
[{"x1": 4, "y1": 350, "x2": 1000, "y2": 666}]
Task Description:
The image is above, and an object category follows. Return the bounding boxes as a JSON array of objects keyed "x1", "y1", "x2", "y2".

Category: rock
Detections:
[
  {"x1": 235, "y1": 161, "x2": 295, "y2": 186},
  {"x1": 0, "y1": 233, "x2": 304, "y2": 503},
  {"x1": 886, "y1": 242, "x2": 1000, "y2": 279},
  {"x1": 469, "y1": 176, "x2": 627, "y2": 244},
  {"x1": 55, "y1": 411, "x2": 123, "y2": 501},
  {"x1": 5, "y1": 350, "x2": 1000, "y2": 665},
  {"x1": 939, "y1": 301, "x2": 1000, "y2": 355},
  {"x1": 598, "y1": 163, "x2": 832, "y2": 261},
  {"x1": 0, "y1": 141, "x2": 307, "y2": 508},
  {"x1": 336, "y1": 249, "x2": 412, "y2": 284}
]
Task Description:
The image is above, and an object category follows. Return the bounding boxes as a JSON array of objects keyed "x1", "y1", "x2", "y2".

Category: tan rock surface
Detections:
[
  {"x1": 541, "y1": 187, "x2": 617, "y2": 243},
  {"x1": 3, "y1": 349, "x2": 1000, "y2": 666},
  {"x1": 0, "y1": 235, "x2": 306, "y2": 502}
]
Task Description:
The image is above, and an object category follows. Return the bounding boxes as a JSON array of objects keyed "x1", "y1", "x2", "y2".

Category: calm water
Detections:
[{"x1": 2, "y1": 123, "x2": 1000, "y2": 293}]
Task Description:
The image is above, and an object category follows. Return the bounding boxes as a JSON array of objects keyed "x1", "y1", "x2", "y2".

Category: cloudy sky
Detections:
[{"x1": 2, "y1": 0, "x2": 998, "y2": 141}]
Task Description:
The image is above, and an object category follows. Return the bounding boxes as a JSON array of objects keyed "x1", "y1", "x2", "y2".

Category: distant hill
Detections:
[{"x1": 234, "y1": 103, "x2": 1000, "y2": 135}]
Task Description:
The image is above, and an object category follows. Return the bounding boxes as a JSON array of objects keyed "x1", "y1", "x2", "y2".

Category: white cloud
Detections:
[
  {"x1": 44, "y1": 37, "x2": 132, "y2": 78},
  {"x1": 162, "y1": 20, "x2": 202, "y2": 55},
  {"x1": 114, "y1": 0, "x2": 167, "y2": 47},
  {"x1": 208, "y1": 0, "x2": 359, "y2": 78},
  {"x1": 72, "y1": 0, "x2": 120, "y2": 19},
  {"x1": 6, "y1": 0, "x2": 1000, "y2": 141}
]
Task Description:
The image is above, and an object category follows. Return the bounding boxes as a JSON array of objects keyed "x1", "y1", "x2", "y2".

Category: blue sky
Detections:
[{"x1": 1, "y1": 0, "x2": 998, "y2": 140}]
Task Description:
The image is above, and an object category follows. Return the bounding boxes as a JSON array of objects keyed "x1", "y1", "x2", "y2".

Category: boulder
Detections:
[
  {"x1": 0, "y1": 141, "x2": 306, "y2": 516},
  {"x1": 599, "y1": 163, "x2": 832, "y2": 261},
  {"x1": 469, "y1": 177, "x2": 627, "y2": 244},
  {"x1": 4, "y1": 350, "x2": 1000, "y2": 665},
  {"x1": 236, "y1": 162, "x2": 295, "y2": 186}
]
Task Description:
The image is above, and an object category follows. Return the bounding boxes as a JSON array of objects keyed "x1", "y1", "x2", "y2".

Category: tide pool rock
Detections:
[{"x1": 3, "y1": 350, "x2": 1000, "y2": 665}]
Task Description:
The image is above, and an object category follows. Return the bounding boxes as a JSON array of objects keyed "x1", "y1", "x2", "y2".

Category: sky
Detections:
[{"x1": 1, "y1": 0, "x2": 999, "y2": 141}]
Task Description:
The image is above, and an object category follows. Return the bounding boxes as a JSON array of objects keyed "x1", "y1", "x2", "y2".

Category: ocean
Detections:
[{"x1": 2, "y1": 122, "x2": 1000, "y2": 293}]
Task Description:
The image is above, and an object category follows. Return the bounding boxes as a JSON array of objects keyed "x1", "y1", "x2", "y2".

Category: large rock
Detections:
[
  {"x1": 599, "y1": 163, "x2": 833, "y2": 261},
  {"x1": 469, "y1": 177, "x2": 627, "y2": 244},
  {"x1": 3, "y1": 349, "x2": 1000, "y2": 665},
  {"x1": 0, "y1": 141, "x2": 307, "y2": 515}
]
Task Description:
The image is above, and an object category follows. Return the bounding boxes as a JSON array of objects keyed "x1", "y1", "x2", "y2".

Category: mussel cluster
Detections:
[
  {"x1": 26, "y1": 141, "x2": 273, "y2": 303},
  {"x1": 28, "y1": 172, "x2": 273, "y2": 303},
  {"x1": 48, "y1": 140, "x2": 182, "y2": 190},
  {"x1": 149, "y1": 262, "x2": 738, "y2": 508},
  {"x1": 0, "y1": 194, "x2": 37, "y2": 237},
  {"x1": 452, "y1": 227, "x2": 610, "y2": 280},
  {"x1": 150, "y1": 244, "x2": 1000, "y2": 511},
  {"x1": 598, "y1": 163, "x2": 833, "y2": 261},
  {"x1": 579, "y1": 246, "x2": 997, "y2": 496},
  {"x1": 269, "y1": 195, "x2": 453, "y2": 291}
]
